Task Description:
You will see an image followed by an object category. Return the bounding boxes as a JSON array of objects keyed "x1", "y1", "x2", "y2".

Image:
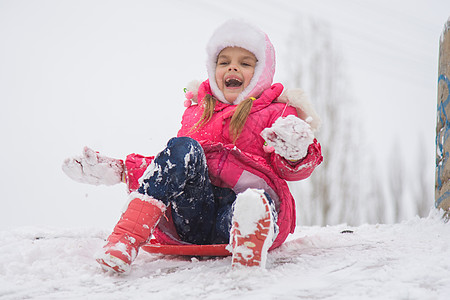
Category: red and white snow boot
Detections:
[
  {"x1": 96, "y1": 192, "x2": 166, "y2": 274},
  {"x1": 229, "y1": 189, "x2": 275, "y2": 268}
]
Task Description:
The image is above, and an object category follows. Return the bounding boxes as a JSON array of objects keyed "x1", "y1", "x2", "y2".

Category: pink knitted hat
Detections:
[{"x1": 206, "y1": 20, "x2": 276, "y2": 105}]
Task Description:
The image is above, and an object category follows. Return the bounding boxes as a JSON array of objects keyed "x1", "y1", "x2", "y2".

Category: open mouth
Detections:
[{"x1": 225, "y1": 78, "x2": 243, "y2": 88}]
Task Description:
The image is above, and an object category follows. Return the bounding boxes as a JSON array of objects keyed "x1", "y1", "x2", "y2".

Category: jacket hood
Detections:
[{"x1": 206, "y1": 19, "x2": 276, "y2": 105}]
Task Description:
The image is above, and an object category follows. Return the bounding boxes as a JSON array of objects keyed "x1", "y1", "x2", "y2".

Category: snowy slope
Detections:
[{"x1": 1, "y1": 210, "x2": 450, "y2": 300}]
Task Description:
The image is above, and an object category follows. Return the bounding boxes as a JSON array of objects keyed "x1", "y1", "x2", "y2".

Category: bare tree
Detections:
[
  {"x1": 388, "y1": 140, "x2": 405, "y2": 222},
  {"x1": 414, "y1": 137, "x2": 433, "y2": 217},
  {"x1": 284, "y1": 17, "x2": 362, "y2": 226},
  {"x1": 284, "y1": 16, "x2": 434, "y2": 226},
  {"x1": 365, "y1": 157, "x2": 387, "y2": 224}
]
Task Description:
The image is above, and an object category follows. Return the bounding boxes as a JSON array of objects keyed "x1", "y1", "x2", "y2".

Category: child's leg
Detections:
[
  {"x1": 138, "y1": 137, "x2": 216, "y2": 245},
  {"x1": 229, "y1": 189, "x2": 278, "y2": 268},
  {"x1": 97, "y1": 137, "x2": 215, "y2": 273},
  {"x1": 96, "y1": 192, "x2": 166, "y2": 273},
  {"x1": 214, "y1": 189, "x2": 278, "y2": 245},
  {"x1": 210, "y1": 186, "x2": 236, "y2": 244}
]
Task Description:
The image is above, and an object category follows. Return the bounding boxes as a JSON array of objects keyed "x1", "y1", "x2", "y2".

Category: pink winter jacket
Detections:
[{"x1": 125, "y1": 80, "x2": 322, "y2": 249}]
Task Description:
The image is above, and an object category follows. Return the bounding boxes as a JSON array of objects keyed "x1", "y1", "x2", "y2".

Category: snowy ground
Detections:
[{"x1": 1, "y1": 210, "x2": 450, "y2": 300}]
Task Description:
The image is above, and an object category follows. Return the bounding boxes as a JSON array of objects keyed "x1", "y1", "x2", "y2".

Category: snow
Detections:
[
  {"x1": 62, "y1": 147, "x2": 124, "y2": 186},
  {"x1": 232, "y1": 189, "x2": 268, "y2": 237},
  {"x1": 261, "y1": 115, "x2": 314, "y2": 160},
  {"x1": 1, "y1": 2, "x2": 449, "y2": 298},
  {"x1": 229, "y1": 189, "x2": 275, "y2": 268},
  {"x1": 2, "y1": 210, "x2": 450, "y2": 299}
]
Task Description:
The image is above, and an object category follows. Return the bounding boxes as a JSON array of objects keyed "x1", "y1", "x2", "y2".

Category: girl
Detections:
[{"x1": 63, "y1": 19, "x2": 323, "y2": 273}]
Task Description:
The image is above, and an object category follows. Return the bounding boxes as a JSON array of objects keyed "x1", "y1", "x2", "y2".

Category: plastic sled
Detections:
[{"x1": 142, "y1": 239, "x2": 231, "y2": 257}]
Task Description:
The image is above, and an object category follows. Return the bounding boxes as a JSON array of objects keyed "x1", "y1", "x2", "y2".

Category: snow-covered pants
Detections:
[{"x1": 138, "y1": 137, "x2": 236, "y2": 245}]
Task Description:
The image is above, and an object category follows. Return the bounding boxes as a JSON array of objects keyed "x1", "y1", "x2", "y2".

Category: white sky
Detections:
[{"x1": 0, "y1": 0, "x2": 449, "y2": 230}]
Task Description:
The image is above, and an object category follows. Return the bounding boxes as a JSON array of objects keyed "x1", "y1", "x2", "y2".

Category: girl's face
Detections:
[{"x1": 215, "y1": 47, "x2": 257, "y2": 104}]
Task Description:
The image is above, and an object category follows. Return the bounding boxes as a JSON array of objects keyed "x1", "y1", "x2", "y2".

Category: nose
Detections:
[{"x1": 228, "y1": 64, "x2": 239, "y2": 72}]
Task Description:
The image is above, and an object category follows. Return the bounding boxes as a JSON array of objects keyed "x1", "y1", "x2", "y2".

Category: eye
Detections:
[
  {"x1": 241, "y1": 59, "x2": 256, "y2": 67},
  {"x1": 242, "y1": 62, "x2": 255, "y2": 68}
]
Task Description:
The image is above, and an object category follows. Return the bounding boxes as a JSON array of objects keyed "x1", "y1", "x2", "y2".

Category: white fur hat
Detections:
[{"x1": 206, "y1": 19, "x2": 276, "y2": 105}]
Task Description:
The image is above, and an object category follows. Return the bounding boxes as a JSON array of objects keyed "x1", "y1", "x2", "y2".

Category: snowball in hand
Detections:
[{"x1": 260, "y1": 115, "x2": 314, "y2": 161}]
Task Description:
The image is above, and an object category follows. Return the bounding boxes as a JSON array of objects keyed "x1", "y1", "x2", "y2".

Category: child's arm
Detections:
[
  {"x1": 123, "y1": 153, "x2": 154, "y2": 192},
  {"x1": 259, "y1": 87, "x2": 323, "y2": 181},
  {"x1": 261, "y1": 115, "x2": 323, "y2": 181},
  {"x1": 63, "y1": 147, "x2": 156, "y2": 192},
  {"x1": 270, "y1": 139, "x2": 322, "y2": 181}
]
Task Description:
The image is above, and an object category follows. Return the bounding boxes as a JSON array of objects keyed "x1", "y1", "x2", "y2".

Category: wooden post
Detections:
[{"x1": 436, "y1": 17, "x2": 450, "y2": 212}]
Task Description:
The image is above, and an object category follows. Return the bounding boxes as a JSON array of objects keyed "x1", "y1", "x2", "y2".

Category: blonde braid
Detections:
[
  {"x1": 190, "y1": 94, "x2": 216, "y2": 133},
  {"x1": 229, "y1": 97, "x2": 255, "y2": 142}
]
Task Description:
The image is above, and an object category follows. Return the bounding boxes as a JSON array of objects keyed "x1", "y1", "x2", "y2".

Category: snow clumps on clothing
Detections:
[
  {"x1": 260, "y1": 115, "x2": 315, "y2": 161},
  {"x1": 229, "y1": 189, "x2": 276, "y2": 268},
  {"x1": 62, "y1": 146, "x2": 124, "y2": 186}
]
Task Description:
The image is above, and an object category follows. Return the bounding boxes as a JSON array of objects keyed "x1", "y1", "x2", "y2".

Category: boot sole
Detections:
[{"x1": 96, "y1": 253, "x2": 131, "y2": 274}]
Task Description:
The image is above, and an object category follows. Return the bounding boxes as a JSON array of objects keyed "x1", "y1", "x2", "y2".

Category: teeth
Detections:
[
  {"x1": 225, "y1": 78, "x2": 243, "y2": 87},
  {"x1": 226, "y1": 78, "x2": 242, "y2": 83}
]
